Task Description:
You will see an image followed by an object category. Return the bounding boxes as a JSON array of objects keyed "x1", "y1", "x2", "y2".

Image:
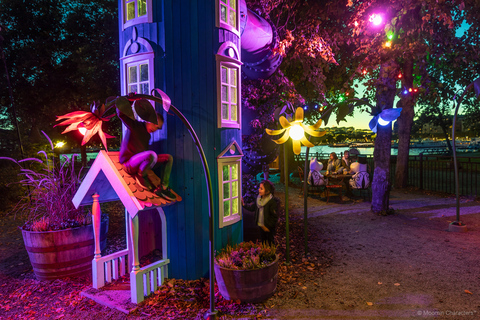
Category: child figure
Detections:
[
  {"x1": 242, "y1": 180, "x2": 279, "y2": 245},
  {"x1": 117, "y1": 108, "x2": 176, "y2": 201}
]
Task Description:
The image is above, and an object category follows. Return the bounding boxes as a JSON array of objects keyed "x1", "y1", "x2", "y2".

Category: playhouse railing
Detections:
[
  {"x1": 136, "y1": 258, "x2": 170, "y2": 297},
  {"x1": 92, "y1": 249, "x2": 129, "y2": 289}
]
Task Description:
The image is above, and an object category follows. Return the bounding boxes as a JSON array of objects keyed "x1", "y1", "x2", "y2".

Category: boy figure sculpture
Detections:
[{"x1": 117, "y1": 108, "x2": 176, "y2": 201}]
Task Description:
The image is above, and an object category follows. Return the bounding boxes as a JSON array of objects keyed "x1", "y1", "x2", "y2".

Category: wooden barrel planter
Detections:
[
  {"x1": 214, "y1": 255, "x2": 279, "y2": 303},
  {"x1": 22, "y1": 220, "x2": 108, "y2": 281}
]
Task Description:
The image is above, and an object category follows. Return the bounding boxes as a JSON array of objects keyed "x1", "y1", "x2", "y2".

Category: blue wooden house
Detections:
[{"x1": 113, "y1": 0, "x2": 280, "y2": 284}]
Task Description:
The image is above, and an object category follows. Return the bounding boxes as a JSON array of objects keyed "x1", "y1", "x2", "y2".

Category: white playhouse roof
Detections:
[{"x1": 72, "y1": 151, "x2": 181, "y2": 217}]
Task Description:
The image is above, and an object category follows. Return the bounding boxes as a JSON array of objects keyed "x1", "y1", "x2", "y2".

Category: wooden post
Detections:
[
  {"x1": 129, "y1": 215, "x2": 144, "y2": 303},
  {"x1": 91, "y1": 193, "x2": 104, "y2": 288},
  {"x1": 130, "y1": 215, "x2": 140, "y2": 272}
]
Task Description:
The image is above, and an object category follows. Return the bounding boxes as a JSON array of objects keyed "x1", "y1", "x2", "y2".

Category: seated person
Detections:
[
  {"x1": 349, "y1": 155, "x2": 370, "y2": 189},
  {"x1": 326, "y1": 152, "x2": 344, "y2": 175},
  {"x1": 117, "y1": 108, "x2": 176, "y2": 201},
  {"x1": 307, "y1": 157, "x2": 326, "y2": 186},
  {"x1": 341, "y1": 150, "x2": 352, "y2": 174}
]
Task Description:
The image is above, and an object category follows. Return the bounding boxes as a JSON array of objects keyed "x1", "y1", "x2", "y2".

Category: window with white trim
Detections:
[
  {"x1": 219, "y1": 161, "x2": 241, "y2": 227},
  {"x1": 122, "y1": 0, "x2": 152, "y2": 29},
  {"x1": 122, "y1": 54, "x2": 154, "y2": 96},
  {"x1": 216, "y1": 43, "x2": 241, "y2": 129},
  {"x1": 217, "y1": 141, "x2": 243, "y2": 228},
  {"x1": 217, "y1": 0, "x2": 239, "y2": 35},
  {"x1": 220, "y1": 64, "x2": 239, "y2": 125}
]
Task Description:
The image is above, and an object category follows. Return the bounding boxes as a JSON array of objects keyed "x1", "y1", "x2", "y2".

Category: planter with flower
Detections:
[
  {"x1": 1, "y1": 132, "x2": 107, "y2": 281},
  {"x1": 214, "y1": 241, "x2": 278, "y2": 303}
]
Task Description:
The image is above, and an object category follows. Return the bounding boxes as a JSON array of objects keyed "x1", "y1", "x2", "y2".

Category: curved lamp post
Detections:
[
  {"x1": 450, "y1": 78, "x2": 480, "y2": 233},
  {"x1": 266, "y1": 107, "x2": 325, "y2": 263}
]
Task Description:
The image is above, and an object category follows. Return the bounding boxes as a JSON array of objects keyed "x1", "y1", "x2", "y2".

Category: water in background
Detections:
[{"x1": 301, "y1": 145, "x2": 446, "y2": 156}]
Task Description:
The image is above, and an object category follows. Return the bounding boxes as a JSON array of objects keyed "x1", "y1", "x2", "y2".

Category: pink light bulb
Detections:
[{"x1": 369, "y1": 14, "x2": 382, "y2": 26}]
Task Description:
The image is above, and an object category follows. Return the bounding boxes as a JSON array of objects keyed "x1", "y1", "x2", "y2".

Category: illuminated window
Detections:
[
  {"x1": 220, "y1": 64, "x2": 239, "y2": 125},
  {"x1": 122, "y1": 0, "x2": 152, "y2": 29},
  {"x1": 218, "y1": 141, "x2": 243, "y2": 228},
  {"x1": 123, "y1": 55, "x2": 153, "y2": 96},
  {"x1": 216, "y1": 42, "x2": 241, "y2": 129},
  {"x1": 217, "y1": 0, "x2": 239, "y2": 35}
]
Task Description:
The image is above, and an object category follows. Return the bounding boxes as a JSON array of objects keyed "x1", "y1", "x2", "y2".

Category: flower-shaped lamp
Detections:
[{"x1": 266, "y1": 107, "x2": 326, "y2": 154}]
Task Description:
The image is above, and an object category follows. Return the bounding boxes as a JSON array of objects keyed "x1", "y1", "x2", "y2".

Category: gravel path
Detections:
[{"x1": 269, "y1": 187, "x2": 480, "y2": 319}]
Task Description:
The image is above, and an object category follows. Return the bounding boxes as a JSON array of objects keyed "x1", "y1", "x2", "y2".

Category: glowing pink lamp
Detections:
[{"x1": 369, "y1": 14, "x2": 383, "y2": 26}]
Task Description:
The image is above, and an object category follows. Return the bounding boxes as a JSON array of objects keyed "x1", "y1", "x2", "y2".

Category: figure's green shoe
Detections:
[{"x1": 154, "y1": 186, "x2": 176, "y2": 201}]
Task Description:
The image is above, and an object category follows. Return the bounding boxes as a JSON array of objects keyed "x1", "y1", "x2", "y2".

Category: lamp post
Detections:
[
  {"x1": 266, "y1": 107, "x2": 326, "y2": 264},
  {"x1": 450, "y1": 78, "x2": 480, "y2": 233}
]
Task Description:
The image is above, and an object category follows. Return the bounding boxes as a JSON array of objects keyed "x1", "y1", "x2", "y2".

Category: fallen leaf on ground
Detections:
[
  {"x1": 465, "y1": 290, "x2": 473, "y2": 294},
  {"x1": 378, "y1": 282, "x2": 382, "y2": 285},
  {"x1": 394, "y1": 283, "x2": 400, "y2": 286},
  {"x1": 366, "y1": 302, "x2": 373, "y2": 306}
]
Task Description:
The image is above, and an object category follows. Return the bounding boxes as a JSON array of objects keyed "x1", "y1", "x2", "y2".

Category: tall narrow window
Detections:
[
  {"x1": 217, "y1": 0, "x2": 239, "y2": 35},
  {"x1": 220, "y1": 65, "x2": 238, "y2": 124},
  {"x1": 217, "y1": 141, "x2": 243, "y2": 228},
  {"x1": 122, "y1": 0, "x2": 152, "y2": 29},
  {"x1": 216, "y1": 43, "x2": 241, "y2": 129},
  {"x1": 222, "y1": 163, "x2": 240, "y2": 219}
]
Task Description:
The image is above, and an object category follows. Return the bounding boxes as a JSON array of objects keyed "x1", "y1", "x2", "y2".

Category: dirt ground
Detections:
[{"x1": 1, "y1": 183, "x2": 480, "y2": 319}]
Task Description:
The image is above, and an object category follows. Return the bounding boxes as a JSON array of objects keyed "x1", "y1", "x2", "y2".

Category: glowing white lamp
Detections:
[
  {"x1": 377, "y1": 116, "x2": 390, "y2": 126},
  {"x1": 289, "y1": 124, "x2": 304, "y2": 141}
]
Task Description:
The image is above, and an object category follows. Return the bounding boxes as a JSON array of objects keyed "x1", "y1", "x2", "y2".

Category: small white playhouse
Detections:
[{"x1": 72, "y1": 150, "x2": 181, "y2": 303}]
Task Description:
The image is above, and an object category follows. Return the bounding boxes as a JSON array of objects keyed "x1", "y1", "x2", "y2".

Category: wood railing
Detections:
[{"x1": 92, "y1": 249, "x2": 129, "y2": 289}]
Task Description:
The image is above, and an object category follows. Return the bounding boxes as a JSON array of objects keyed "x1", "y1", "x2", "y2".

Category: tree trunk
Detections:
[
  {"x1": 394, "y1": 59, "x2": 415, "y2": 189},
  {"x1": 371, "y1": 63, "x2": 397, "y2": 214}
]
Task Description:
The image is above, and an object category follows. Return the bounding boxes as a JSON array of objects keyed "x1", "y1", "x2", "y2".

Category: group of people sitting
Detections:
[{"x1": 307, "y1": 150, "x2": 370, "y2": 190}]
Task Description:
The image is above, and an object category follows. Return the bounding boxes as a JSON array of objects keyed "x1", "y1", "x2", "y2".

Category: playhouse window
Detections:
[
  {"x1": 217, "y1": 0, "x2": 239, "y2": 35},
  {"x1": 219, "y1": 161, "x2": 241, "y2": 228},
  {"x1": 218, "y1": 62, "x2": 240, "y2": 128},
  {"x1": 122, "y1": 0, "x2": 152, "y2": 29},
  {"x1": 123, "y1": 56, "x2": 153, "y2": 96}
]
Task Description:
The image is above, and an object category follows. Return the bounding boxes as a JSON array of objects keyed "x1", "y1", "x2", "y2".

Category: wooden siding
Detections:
[{"x1": 119, "y1": 0, "x2": 242, "y2": 280}]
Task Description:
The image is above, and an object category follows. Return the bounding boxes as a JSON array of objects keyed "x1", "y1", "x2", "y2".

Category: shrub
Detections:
[
  {"x1": 215, "y1": 241, "x2": 277, "y2": 270},
  {"x1": 0, "y1": 132, "x2": 90, "y2": 231}
]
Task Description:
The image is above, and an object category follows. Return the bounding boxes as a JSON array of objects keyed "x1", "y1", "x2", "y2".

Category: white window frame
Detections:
[
  {"x1": 121, "y1": 52, "x2": 154, "y2": 96},
  {"x1": 216, "y1": 0, "x2": 240, "y2": 36},
  {"x1": 216, "y1": 43, "x2": 241, "y2": 129},
  {"x1": 217, "y1": 141, "x2": 243, "y2": 228},
  {"x1": 122, "y1": 0, "x2": 153, "y2": 30}
]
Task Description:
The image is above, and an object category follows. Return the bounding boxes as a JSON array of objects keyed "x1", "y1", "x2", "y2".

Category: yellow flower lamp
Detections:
[{"x1": 265, "y1": 107, "x2": 326, "y2": 154}]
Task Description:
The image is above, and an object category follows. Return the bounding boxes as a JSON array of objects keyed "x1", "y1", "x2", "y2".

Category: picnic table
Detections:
[{"x1": 324, "y1": 173, "x2": 354, "y2": 202}]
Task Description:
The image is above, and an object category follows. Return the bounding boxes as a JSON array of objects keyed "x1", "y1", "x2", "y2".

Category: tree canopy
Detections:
[{"x1": 0, "y1": 0, "x2": 120, "y2": 155}]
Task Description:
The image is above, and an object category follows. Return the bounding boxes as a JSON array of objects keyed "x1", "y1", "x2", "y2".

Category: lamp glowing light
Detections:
[
  {"x1": 398, "y1": 74, "x2": 402, "y2": 79},
  {"x1": 303, "y1": 105, "x2": 308, "y2": 110},
  {"x1": 408, "y1": 88, "x2": 413, "y2": 92},
  {"x1": 378, "y1": 116, "x2": 390, "y2": 126},
  {"x1": 387, "y1": 33, "x2": 394, "y2": 40},
  {"x1": 384, "y1": 41, "x2": 392, "y2": 48},
  {"x1": 55, "y1": 141, "x2": 65, "y2": 148},
  {"x1": 369, "y1": 14, "x2": 383, "y2": 26},
  {"x1": 363, "y1": 69, "x2": 367, "y2": 75},
  {"x1": 403, "y1": 90, "x2": 408, "y2": 95},
  {"x1": 78, "y1": 126, "x2": 87, "y2": 135},
  {"x1": 289, "y1": 124, "x2": 305, "y2": 141},
  {"x1": 354, "y1": 21, "x2": 359, "y2": 27}
]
